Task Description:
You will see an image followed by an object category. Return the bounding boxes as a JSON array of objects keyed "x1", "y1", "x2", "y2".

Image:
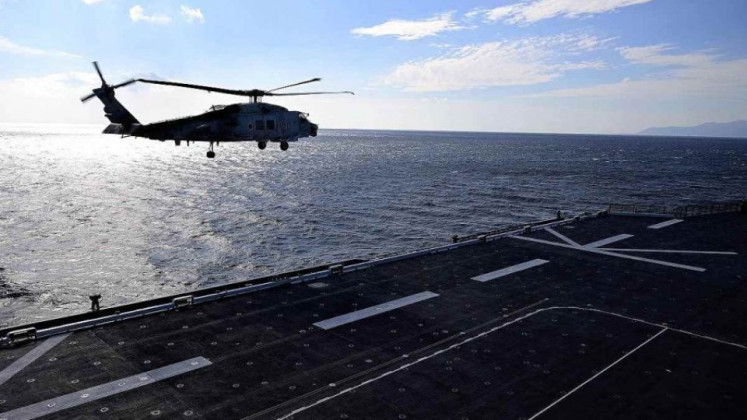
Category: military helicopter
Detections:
[{"x1": 81, "y1": 62, "x2": 354, "y2": 158}]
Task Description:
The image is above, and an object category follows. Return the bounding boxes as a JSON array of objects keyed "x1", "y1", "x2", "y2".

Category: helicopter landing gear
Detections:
[
  {"x1": 258, "y1": 141, "x2": 267, "y2": 150},
  {"x1": 280, "y1": 141, "x2": 289, "y2": 151},
  {"x1": 207, "y1": 142, "x2": 216, "y2": 158}
]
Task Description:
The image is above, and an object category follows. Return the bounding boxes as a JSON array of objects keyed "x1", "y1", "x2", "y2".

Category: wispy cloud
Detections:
[
  {"x1": 618, "y1": 44, "x2": 716, "y2": 67},
  {"x1": 180, "y1": 5, "x2": 204, "y2": 23},
  {"x1": 129, "y1": 5, "x2": 171, "y2": 24},
  {"x1": 81, "y1": 0, "x2": 106, "y2": 4},
  {"x1": 351, "y1": 12, "x2": 465, "y2": 41},
  {"x1": 0, "y1": 36, "x2": 80, "y2": 58},
  {"x1": 527, "y1": 44, "x2": 747, "y2": 99},
  {"x1": 385, "y1": 34, "x2": 606, "y2": 92},
  {"x1": 478, "y1": 0, "x2": 654, "y2": 25}
]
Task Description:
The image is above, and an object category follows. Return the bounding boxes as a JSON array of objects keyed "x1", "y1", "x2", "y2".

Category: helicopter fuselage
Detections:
[
  {"x1": 82, "y1": 61, "x2": 347, "y2": 157},
  {"x1": 105, "y1": 102, "x2": 318, "y2": 145}
]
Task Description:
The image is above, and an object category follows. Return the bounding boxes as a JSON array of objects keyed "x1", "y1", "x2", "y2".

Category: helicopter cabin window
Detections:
[
  {"x1": 266, "y1": 119, "x2": 276, "y2": 130},
  {"x1": 256, "y1": 120, "x2": 265, "y2": 130}
]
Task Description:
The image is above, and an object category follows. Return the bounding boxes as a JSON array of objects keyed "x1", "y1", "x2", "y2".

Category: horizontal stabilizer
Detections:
[{"x1": 103, "y1": 123, "x2": 140, "y2": 135}]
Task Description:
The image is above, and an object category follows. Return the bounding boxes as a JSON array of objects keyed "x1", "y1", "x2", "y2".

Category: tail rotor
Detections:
[
  {"x1": 80, "y1": 61, "x2": 139, "y2": 125},
  {"x1": 93, "y1": 61, "x2": 106, "y2": 85},
  {"x1": 81, "y1": 62, "x2": 136, "y2": 103}
]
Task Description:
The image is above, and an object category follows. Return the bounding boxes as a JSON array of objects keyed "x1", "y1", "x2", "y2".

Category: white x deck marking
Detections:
[{"x1": 514, "y1": 235, "x2": 706, "y2": 272}]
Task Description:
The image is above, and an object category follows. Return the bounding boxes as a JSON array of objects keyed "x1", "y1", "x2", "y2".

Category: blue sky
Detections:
[{"x1": 1, "y1": 0, "x2": 746, "y2": 133}]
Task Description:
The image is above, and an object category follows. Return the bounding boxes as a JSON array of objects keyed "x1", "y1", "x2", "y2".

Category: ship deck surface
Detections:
[{"x1": 1, "y1": 212, "x2": 746, "y2": 419}]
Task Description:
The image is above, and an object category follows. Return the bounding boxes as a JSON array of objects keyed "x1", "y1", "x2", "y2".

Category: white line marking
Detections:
[
  {"x1": 280, "y1": 306, "x2": 552, "y2": 420},
  {"x1": 0, "y1": 357, "x2": 211, "y2": 420},
  {"x1": 561, "y1": 306, "x2": 747, "y2": 351},
  {"x1": 313, "y1": 291, "x2": 438, "y2": 330},
  {"x1": 598, "y1": 248, "x2": 737, "y2": 255},
  {"x1": 585, "y1": 234, "x2": 633, "y2": 248},
  {"x1": 511, "y1": 236, "x2": 705, "y2": 272},
  {"x1": 527, "y1": 328, "x2": 668, "y2": 420},
  {"x1": 471, "y1": 259, "x2": 549, "y2": 283},
  {"x1": 648, "y1": 219, "x2": 684, "y2": 230},
  {"x1": 544, "y1": 227, "x2": 581, "y2": 247},
  {"x1": 0, "y1": 333, "x2": 70, "y2": 387},
  {"x1": 276, "y1": 305, "x2": 746, "y2": 420}
]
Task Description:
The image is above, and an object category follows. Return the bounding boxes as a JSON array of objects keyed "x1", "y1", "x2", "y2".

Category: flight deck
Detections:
[{"x1": 1, "y1": 204, "x2": 745, "y2": 419}]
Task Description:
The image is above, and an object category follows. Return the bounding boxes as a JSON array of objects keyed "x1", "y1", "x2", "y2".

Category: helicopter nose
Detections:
[{"x1": 310, "y1": 123, "x2": 318, "y2": 137}]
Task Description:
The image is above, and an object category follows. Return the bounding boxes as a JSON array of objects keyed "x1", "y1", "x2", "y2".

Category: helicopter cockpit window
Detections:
[
  {"x1": 256, "y1": 120, "x2": 265, "y2": 130},
  {"x1": 266, "y1": 120, "x2": 276, "y2": 130},
  {"x1": 298, "y1": 113, "x2": 307, "y2": 120}
]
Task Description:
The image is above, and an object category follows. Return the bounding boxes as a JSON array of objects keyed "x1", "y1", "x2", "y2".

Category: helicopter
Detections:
[{"x1": 81, "y1": 62, "x2": 354, "y2": 158}]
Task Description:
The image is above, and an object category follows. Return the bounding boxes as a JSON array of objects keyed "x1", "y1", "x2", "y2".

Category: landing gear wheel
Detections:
[
  {"x1": 206, "y1": 151, "x2": 216, "y2": 158},
  {"x1": 258, "y1": 141, "x2": 267, "y2": 150},
  {"x1": 280, "y1": 141, "x2": 289, "y2": 151}
]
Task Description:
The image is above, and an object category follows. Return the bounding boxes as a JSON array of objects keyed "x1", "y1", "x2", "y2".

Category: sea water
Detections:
[{"x1": 1, "y1": 123, "x2": 745, "y2": 326}]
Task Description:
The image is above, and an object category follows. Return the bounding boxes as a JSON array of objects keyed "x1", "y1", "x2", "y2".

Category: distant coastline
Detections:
[{"x1": 638, "y1": 120, "x2": 747, "y2": 139}]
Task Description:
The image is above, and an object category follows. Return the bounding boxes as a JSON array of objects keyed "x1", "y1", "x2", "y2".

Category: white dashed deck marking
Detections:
[
  {"x1": 313, "y1": 292, "x2": 439, "y2": 330},
  {"x1": 648, "y1": 219, "x2": 684, "y2": 230},
  {"x1": 0, "y1": 333, "x2": 70, "y2": 387},
  {"x1": 471, "y1": 259, "x2": 549, "y2": 283},
  {"x1": 0, "y1": 357, "x2": 211, "y2": 420},
  {"x1": 584, "y1": 234, "x2": 633, "y2": 248},
  {"x1": 544, "y1": 227, "x2": 581, "y2": 247}
]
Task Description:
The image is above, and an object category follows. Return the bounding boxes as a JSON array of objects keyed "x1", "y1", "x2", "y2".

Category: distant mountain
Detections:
[{"x1": 638, "y1": 120, "x2": 747, "y2": 138}]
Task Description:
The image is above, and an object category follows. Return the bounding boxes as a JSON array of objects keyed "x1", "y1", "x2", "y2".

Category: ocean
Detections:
[{"x1": 1, "y1": 123, "x2": 745, "y2": 327}]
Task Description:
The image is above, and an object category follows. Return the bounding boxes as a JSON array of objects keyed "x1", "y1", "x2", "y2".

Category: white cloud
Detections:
[
  {"x1": 351, "y1": 12, "x2": 465, "y2": 41},
  {"x1": 4, "y1": 72, "x2": 98, "y2": 93},
  {"x1": 0, "y1": 70, "x2": 234, "y2": 124},
  {"x1": 0, "y1": 72, "x2": 101, "y2": 124},
  {"x1": 527, "y1": 45, "x2": 747, "y2": 100},
  {"x1": 0, "y1": 36, "x2": 80, "y2": 58},
  {"x1": 618, "y1": 44, "x2": 716, "y2": 67},
  {"x1": 129, "y1": 5, "x2": 172, "y2": 24},
  {"x1": 385, "y1": 34, "x2": 606, "y2": 92},
  {"x1": 480, "y1": 0, "x2": 654, "y2": 24},
  {"x1": 81, "y1": 0, "x2": 106, "y2": 4},
  {"x1": 180, "y1": 5, "x2": 204, "y2": 23}
]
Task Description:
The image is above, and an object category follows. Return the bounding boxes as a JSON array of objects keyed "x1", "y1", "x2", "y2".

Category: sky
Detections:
[{"x1": 0, "y1": 0, "x2": 746, "y2": 134}]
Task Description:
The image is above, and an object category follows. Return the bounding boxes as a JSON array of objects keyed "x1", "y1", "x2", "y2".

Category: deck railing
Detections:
[
  {"x1": 671, "y1": 201, "x2": 745, "y2": 217},
  {"x1": 609, "y1": 199, "x2": 746, "y2": 217},
  {"x1": 607, "y1": 203, "x2": 668, "y2": 215}
]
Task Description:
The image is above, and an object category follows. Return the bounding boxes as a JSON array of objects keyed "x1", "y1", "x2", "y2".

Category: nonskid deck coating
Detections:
[{"x1": 1, "y1": 212, "x2": 745, "y2": 419}]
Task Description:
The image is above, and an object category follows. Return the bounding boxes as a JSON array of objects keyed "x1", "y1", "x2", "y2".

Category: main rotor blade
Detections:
[
  {"x1": 92, "y1": 61, "x2": 106, "y2": 85},
  {"x1": 269, "y1": 91, "x2": 355, "y2": 96},
  {"x1": 81, "y1": 92, "x2": 97, "y2": 103},
  {"x1": 110, "y1": 79, "x2": 137, "y2": 89},
  {"x1": 267, "y1": 78, "x2": 321, "y2": 93},
  {"x1": 136, "y1": 79, "x2": 256, "y2": 97}
]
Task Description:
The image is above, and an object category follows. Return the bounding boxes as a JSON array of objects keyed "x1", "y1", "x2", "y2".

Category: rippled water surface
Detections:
[{"x1": 1, "y1": 123, "x2": 746, "y2": 326}]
